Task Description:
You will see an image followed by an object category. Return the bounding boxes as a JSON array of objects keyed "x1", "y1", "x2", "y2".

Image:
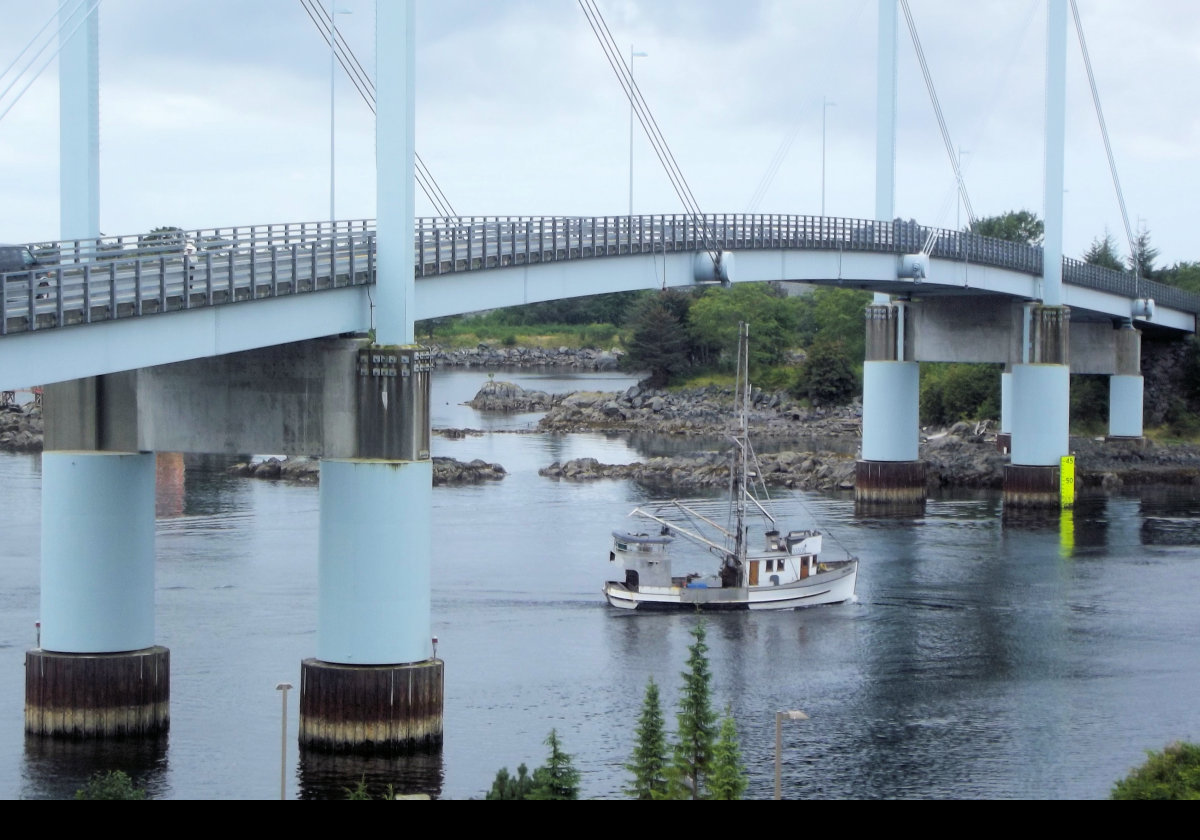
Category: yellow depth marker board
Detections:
[{"x1": 1060, "y1": 455, "x2": 1076, "y2": 508}]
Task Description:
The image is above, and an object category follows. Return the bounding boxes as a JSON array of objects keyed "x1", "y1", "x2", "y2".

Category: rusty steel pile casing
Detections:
[
  {"x1": 25, "y1": 647, "x2": 169, "y2": 738},
  {"x1": 299, "y1": 658, "x2": 443, "y2": 754},
  {"x1": 1002, "y1": 464, "x2": 1060, "y2": 509},
  {"x1": 854, "y1": 460, "x2": 927, "y2": 509}
]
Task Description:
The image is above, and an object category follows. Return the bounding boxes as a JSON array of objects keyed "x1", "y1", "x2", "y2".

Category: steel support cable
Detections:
[
  {"x1": 899, "y1": 0, "x2": 975, "y2": 254},
  {"x1": 1070, "y1": 0, "x2": 1138, "y2": 290},
  {"x1": 586, "y1": 3, "x2": 717, "y2": 255},
  {"x1": 577, "y1": 0, "x2": 721, "y2": 262},
  {"x1": 299, "y1": 0, "x2": 458, "y2": 220},
  {"x1": 0, "y1": 0, "x2": 100, "y2": 126},
  {"x1": 576, "y1": 1, "x2": 700, "y2": 220},
  {"x1": 746, "y1": 122, "x2": 803, "y2": 213},
  {"x1": 0, "y1": 0, "x2": 74, "y2": 93},
  {"x1": 305, "y1": 2, "x2": 461, "y2": 221}
]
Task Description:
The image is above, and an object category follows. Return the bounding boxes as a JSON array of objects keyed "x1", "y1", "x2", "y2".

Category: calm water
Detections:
[{"x1": 2, "y1": 368, "x2": 1199, "y2": 799}]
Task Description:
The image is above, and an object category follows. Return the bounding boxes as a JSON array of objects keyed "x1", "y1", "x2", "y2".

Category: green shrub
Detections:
[
  {"x1": 1111, "y1": 742, "x2": 1200, "y2": 800},
  {"x1": 74, "y1": 770, "x2": 146, "y2": 800}
]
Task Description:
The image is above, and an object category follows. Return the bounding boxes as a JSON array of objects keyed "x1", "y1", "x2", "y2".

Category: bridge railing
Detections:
[
  {"x1": 1, "y1": 229, "x2": 374, "y2": 336},
  {"x1": 6, "y1": 214, "x2": 1199, "y2": 337},
  {"x1": 33, "y1": 219, "x2": 376, "y2": 265}
]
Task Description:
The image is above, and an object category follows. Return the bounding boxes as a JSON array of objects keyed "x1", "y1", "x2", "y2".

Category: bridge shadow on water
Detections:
[
  {"x1": 297, "y1": 748, "x2": 444, "y2": 801},
  {"x1": 21, "y1": 734, "x2": 168, "y2": 800}
]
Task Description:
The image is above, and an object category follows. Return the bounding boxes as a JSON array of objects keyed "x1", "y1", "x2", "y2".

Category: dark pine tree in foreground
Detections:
[
  {"x1": 528, "y1": 729, "x2": 581, "y2": 800},
  {"x1": 708, "y1": 705, "x2": 749, "y2": 800},
  {"x1": 625, "y1": 676, "x2": 669, "y2": 799},
  {"x1": 669, "y1": 620, "x2": 719, "y2": 799}
]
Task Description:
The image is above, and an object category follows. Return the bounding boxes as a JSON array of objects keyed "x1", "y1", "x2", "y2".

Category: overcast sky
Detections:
[{"x1": 2, "y1": 1, "x2": 1197, "y2": 266}]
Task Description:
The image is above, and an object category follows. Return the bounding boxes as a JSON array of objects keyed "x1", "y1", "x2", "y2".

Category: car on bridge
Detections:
[{"x1": 0, "y1": 243, "x2": 54, "y2": 306}]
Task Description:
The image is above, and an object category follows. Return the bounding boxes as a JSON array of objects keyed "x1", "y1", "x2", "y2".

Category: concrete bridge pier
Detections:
[
  {"x1": 26, "y1": 450, "x2": 169, "y2": 738},
  {"x1": 856, "y1": 300, "x2": 925, "y2": 512},
  {"x1": 1108, "y1": 322, "x2": 1143, "y2": 439},
  {"x1": 1005, "y1": 305, "x2": 1070, "y2": 508},
  {"x1": 299, "y1": 345, "x2": 443, "y2": 754}
]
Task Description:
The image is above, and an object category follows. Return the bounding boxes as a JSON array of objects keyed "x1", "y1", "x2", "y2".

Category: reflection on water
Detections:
[
  {"x1": 297, "y1": 748, "x2": 444, "y2": 801},
  {"x1": 3, "y1": 370, "x2": 1200, "y2": 798},
  {"x1": 22, "y1": 736, "x2": 168, "y2": 801}
]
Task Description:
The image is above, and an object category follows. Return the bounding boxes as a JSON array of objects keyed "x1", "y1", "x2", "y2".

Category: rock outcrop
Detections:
[
  {"x1": 228, "y1": 456, "x2": 507, "y2": 485},
  {"x1": 430, "y1": 344, "x2": 622, "y2": 370}
]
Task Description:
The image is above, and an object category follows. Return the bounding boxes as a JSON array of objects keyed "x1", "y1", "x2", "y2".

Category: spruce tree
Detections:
[
  {"x1": 528, "y1": 729, "x2": 581, "y2": 800},
  {"x1": 708, "y1": 706, "x2": 749, "y2": 800},
  {"x1": 669, "y1": 620, "x2": 719, "y2": 799},
  {"x1": 624, "y1": 676, "x2": 669, "y2": 799},
  {"x1": 486, "y1": 763, "x2": 534, "y2": 800}
]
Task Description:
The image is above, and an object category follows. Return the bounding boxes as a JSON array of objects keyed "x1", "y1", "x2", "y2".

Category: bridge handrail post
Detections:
[
  {"x1": 134, "y1": 259, "x2": 143, "y2": 317},
  {"x1": 468, "y1": 218, "x2": 475, "y2": 270},
  {"x1": 290, "y1": 243, "x2": 300, "y2": 293},
  {"x1": 108, "y1": 260, "x2": 117, "y2": 320},
  {"x1": 82, "y1": 262, "x2": 92, "y2": 325},
  {"x1": 367, "y1": 233, "x2": 375, "y2": 292}
]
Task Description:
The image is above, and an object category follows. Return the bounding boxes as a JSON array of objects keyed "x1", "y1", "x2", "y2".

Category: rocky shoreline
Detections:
[
  {"x1": 430, "y1": 344, "x2": 622, "y2": 371},
  {"x1": 6, "y1": 378, "x2": 1200, "y2": 494},
  {"x1": 226, "y1": 455, "x2": 507, "y2": 486}
]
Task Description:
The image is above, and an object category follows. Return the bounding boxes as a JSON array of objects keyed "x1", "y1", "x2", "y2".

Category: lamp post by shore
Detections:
[
  {"x1": 821, "y1": 97, "x2": 836, "y2": 217},
  {"x1": 629, "y1": 46, "x2": 647, "y2": 218},
  {"x1": 276, "y1": 682, "x2": 293, "y2": 800},
  {"x1": 774, "y1": 709, "x2": 808, "y2": 800}
]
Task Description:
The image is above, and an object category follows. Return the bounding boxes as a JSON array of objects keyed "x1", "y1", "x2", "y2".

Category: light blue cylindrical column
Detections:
[
  {"x1": 1109, "y1": 375, "x2": 1143, "y2": 438},
  {"x1": 317, "y1": 458, "x2": 432, "y2": 665},
  {"x1": 1011, "y1": 364, "x2": 1069, "y2": 465},
  {"x1": 375, "y1": 1, "x2": 416, "y2": 346},
  {"x1": 862, "y1": 360, "x2": 919, "y2": 461},
  {"x1": 59, "y1": 1, "x2": 100, "y2": 242},
  {"x1": 41, "y1": 452, "x2": 156, "y2": 653}
]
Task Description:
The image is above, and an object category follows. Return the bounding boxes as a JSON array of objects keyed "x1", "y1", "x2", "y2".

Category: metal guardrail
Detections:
[{"x1": 3, "y1": 214, "x2": 1197, "y2": 338}]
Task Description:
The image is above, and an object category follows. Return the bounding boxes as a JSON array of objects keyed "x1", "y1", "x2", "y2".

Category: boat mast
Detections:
[{"x1": 732, "y1": 322, "x2": 750, "y2": 571}]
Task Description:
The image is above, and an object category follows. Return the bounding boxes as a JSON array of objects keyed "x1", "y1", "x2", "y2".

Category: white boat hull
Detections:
[{"x1": 604, "y1": 560, "x2": 857, "y2": 612}]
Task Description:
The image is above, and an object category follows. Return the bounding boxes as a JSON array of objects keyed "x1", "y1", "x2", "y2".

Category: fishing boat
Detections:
[{"x1": 603, "y1": 323, "x2": 858, "y2": 612}]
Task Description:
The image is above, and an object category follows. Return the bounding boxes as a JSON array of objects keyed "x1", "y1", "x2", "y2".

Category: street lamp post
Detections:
[
  {"x1": 330, "y1": 4, "x2": 352, "y2": 235},
  {"x1": 821, "y1": 97, "x2": 836, "y2": 217},
  {"x1": 774, "y1": 709, "x2": 808, "y2": 800},
  {"x1": 629, "y1": 46, "x2": 648, "y2": 218},
  {"x1": 276, "y1": 682, "x2": 293, "y2": 800}
]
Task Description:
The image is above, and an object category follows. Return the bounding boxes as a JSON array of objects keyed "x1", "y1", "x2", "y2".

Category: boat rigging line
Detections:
[
  {"x1": 576, "y1": 0, "x2": 722, "y2": 267},
  {"x1": 299, "y1": 0, "x2": 459, "y2": 220}
]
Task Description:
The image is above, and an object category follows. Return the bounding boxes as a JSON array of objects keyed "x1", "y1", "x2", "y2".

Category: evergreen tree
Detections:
[
  {"x1": 622, "y1": 293, "x2": 692, "y2": 387},
  {"x1": 1128, "y1": 223, "x2": 1159, "y2": 280},
  {"x1": 624, "y1": 676, "x2": 669, "y2": 799},
  {"x1": 708, "y1": 706, "x2": 749, "y2": 800},
  {"x1": 1082, "y1": 231, "x2": 1124, "y2": 271},
  {"x1": 797, "y1": 340, "x2": 858, "y2": 406},
  {"x1": 485, "y1": 763, "x2": 534, "y2": 800},
  {"x1": 528, "y1": 729, "x2": 581, "y2": 800},
  {"x1": 969, "y1": 210, "x2": 1044, "y2": 246},
  {"x1": 669, "y1": 620, "x2": 719, "y2": 799}
]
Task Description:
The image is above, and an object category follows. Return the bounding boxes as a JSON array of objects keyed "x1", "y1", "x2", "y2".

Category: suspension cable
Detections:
[
  {"x1": 577, "y1": 0, "x2": 721, "y2": 263},
  {"x1": 299, "y1": 0, "x2": 459, "y2": 220},
  {"x1": 899, "y1": 0, "x2": 975, "y2": 253},
  {"x1": 1069, "y1": 0, "x2": 1138, "y2": 289},
  {"x1": 746, "y1": 120, "x2": 803, "y2": 213},
  {"x1": 0, "y1": 0, "x2": 100, "y2": 126}
]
